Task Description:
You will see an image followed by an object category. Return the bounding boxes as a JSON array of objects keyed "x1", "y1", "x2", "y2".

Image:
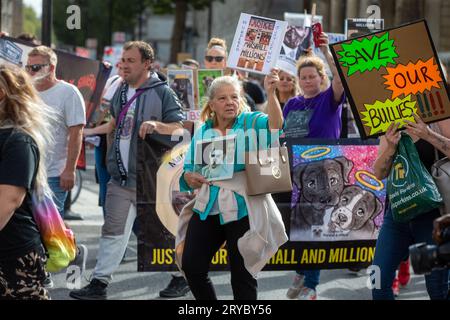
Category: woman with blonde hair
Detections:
[
  {"x1": 175, "y1": 75, "x2": 287, "y2": 300},
  {"x1": 0, "y1": 65, "x2": 53, "y2": 299},
  {"x1": 275, "y1": 70, "x2": 300, "y2": 111},
  {"x1": 204, "y1": 37, "x2": 266, "y2": 111},
  {"x1": 204, "y1": 37, "x2": 228, "y2": 70}
]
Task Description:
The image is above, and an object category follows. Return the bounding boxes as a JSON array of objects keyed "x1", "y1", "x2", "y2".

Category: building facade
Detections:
[
  {"x1": 1, "y1": 0, "x2": 23, "y2": 37},
  {"x1": 143, "y1": 0, "x2": 450, "y2": 65}
]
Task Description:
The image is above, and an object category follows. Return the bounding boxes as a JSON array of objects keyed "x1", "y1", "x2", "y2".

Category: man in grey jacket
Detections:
[{"x1": 70, "y1": 41, "x2": 184, "y2": 300}]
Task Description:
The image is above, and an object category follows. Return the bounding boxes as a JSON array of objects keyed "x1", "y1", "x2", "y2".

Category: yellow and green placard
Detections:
[{"x1": 331, "y1": 20, "x2": 450, "y2": 139}]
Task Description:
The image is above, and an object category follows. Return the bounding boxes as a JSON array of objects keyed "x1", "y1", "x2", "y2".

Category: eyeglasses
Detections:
[
  {"x1": 25, "y1": 63, "x2": 50, "y2": 73},
  {"x1": 205, "y1": 56, "x2": 225, "y2": 63}
]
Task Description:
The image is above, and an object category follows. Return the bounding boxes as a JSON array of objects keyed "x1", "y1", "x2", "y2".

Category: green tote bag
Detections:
[{"x1": 387, "y1": 133, "x2": 442, "y2": 222}]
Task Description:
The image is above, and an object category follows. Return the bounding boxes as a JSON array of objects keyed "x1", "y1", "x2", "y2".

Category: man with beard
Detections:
[
  {"x1": 26, "y1": 46, "x2": 86, "y2": 219},
  {"x1": 26, "y1": 46, "x2": 87, "y2": 288},
  {"x1": 70, "y1": 41, "x2": 184, "y2": 300}
]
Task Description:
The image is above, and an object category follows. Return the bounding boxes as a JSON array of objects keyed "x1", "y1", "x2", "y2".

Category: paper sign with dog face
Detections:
[
  {"x1": 331, "y1": 20, "x2": 450, "y2": 139},
  {"x1": 167, "y1": 69, "x2": 195, "y2": 110},
  {"x1": 194, "y1": 135, "x2": 236, "y2": 182},
  {"x1": 228, "y1": 13, "x2": 288, "y2": 75},
  {"x1": 290, "y1": 140, "x2": 386, "y2": 242}
]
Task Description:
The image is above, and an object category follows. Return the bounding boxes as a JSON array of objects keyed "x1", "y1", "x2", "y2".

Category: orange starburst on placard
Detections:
[{"x1": 383, "y1": 58, "x2": 443, "y2": 99}]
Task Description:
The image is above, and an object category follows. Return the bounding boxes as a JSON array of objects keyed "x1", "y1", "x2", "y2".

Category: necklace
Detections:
[{"x1": 303, "y1": 96, "x2": 315, "y2": 110}]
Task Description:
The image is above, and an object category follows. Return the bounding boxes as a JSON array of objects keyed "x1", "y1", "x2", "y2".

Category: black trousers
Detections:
[{"x1": 181, "y1": 213, "x2": 257, "y2": 300}]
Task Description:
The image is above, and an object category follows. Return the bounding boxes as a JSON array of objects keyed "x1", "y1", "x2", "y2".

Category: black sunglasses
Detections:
[
  {"x1": 205, "y1": 56, "x2": 225, "y2": 63},
  {"x1": 25, "y1": 63, "x2": 50, "y2": 73}
]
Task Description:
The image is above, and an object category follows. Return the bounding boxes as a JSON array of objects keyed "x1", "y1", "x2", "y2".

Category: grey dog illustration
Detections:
[
  {"x1": 328, "y1": 185, "x2": 383, "y2": 238},
  {"x1": 291, "y1": 157, "x2": 354, "y2": 231}
]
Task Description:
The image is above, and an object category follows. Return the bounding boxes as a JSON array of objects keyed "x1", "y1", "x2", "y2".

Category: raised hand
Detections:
[
  {"x1": 385, "y1": 122, "x2": 401, "y2": 152},
  {"x1": 404, "y1": 113, "x2": 431, "y2": 140},
  {"x1": 264, "y1": 68, "x2": 280, "y2": 95}
]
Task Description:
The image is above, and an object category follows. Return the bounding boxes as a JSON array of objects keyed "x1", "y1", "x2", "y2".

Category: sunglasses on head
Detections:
[
  {"x1": 25, "y1": 63, "x2": 50, "y2": 73},
  {"x1": 205, "y1": 56, "x2": 225, "y2": 63}
]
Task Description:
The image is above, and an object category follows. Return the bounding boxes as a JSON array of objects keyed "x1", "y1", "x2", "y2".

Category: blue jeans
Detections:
[
  {"x1": 47, "y1": 177, "x2": 68, "y2": 218},
  {"x1": 372, "y1": 206, "x2": 449, "y2": 300},
  {"x1": 94, "y1": 145, "x2": 110, "y2": 216},
  {"x1": 296, "y1": 269, "x2": 320, "y2": 290}
]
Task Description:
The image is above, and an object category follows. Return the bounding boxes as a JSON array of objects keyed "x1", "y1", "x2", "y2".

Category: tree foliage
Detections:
[
  {"x1": 52, "y1": 0, "x2": 221, "y2": 60},
  {"x1": 53, "y1": 0, "x2": 149, "y2": 55},
  {"x1": 23, "y1": 5, "x2": 42, "y2": 39}
]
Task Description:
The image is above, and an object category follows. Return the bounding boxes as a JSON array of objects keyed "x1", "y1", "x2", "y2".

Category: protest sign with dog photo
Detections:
[
  {"x1": 228, "y1": 13, "x2": 287, "y2": 75},
  {"x1": 194, "y1": 135, "x2": 236, "y2": 182}
]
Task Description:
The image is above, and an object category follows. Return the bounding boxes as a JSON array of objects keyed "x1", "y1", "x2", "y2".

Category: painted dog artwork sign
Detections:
[
  {"x1": 138, "y1": 135, "x2": 385, "y2": 271},
  {"x1": 289, "y1": 139, "x2": 385, "y2": 243}
]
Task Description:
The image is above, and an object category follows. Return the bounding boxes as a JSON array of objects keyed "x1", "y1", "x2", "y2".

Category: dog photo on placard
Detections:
[
  {"x1": 289, "y1": 143, "x2": 386, "y2": 241},
  {"x1": 194, "y1": 135, "x2": 236, "y2": 182}
]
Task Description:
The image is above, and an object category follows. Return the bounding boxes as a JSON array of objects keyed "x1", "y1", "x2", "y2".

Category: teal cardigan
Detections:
[{"x1": 179, "y1": 112, "x2": 280, "y2": 224}]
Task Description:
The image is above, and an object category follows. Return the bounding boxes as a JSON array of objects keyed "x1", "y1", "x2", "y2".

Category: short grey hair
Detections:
[{"x1": 28, "y1": 46, "x2": 58, "y2": 66}]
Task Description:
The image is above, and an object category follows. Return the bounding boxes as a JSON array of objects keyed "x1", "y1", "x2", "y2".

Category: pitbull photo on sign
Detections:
[{"x1": 289, "y1": 141, "x2": 386, "y2": 242}]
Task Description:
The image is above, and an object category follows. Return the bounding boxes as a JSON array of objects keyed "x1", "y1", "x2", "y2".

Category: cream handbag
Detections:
[{"x1": 244, "y1": 114, "x2": 292, "y2": 196}]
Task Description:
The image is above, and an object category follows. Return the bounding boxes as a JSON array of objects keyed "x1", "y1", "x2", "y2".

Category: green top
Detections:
[{"x1": 179, "y1": 111, "x2": 281, "y2": 224}]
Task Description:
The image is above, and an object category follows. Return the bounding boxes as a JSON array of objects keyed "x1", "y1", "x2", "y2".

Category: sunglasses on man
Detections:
[
  {"x1": 204, "y1": 56, "x2": 225, "y2": 63},
  {"x1": 25, "y1": 63, "x2": 50, "y2": 73}
]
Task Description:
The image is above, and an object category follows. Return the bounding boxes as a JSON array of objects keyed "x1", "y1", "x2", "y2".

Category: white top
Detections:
[
  {"x1": 103, "y1": 75, "x2": 122, "y2": 102},
  {"x1": 39, "y1": 80, "x2": 86, "y2": 177},
  {"x1": 119, "y1": 87, "x2": 137, "y2": 173}
]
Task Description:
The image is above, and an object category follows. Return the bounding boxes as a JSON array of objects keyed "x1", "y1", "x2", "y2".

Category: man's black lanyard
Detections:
[{"x1": 114, "y1": 83, "x2": 147, "y2": 186}]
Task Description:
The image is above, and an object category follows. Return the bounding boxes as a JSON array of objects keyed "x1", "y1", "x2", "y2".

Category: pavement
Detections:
[{"x1": 47, "y1": 148, "x2": 431, "y2": 300}]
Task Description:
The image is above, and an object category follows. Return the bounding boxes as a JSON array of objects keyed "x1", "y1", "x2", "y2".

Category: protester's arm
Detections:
[
  {"x1": 405, "y1": 114, "x2": 450, "y2": 158},
  {"x1": 139, "y1": 85, "x2": 184, "y2": 139},
  {"x1": 0, "y1": 136, "x2": 35, "y2": 231},
  {"x1": 60, "y1": 124, "x2": 84, "y2": 191},
  {"x1": 183, "y1": 172, "x2": 210, "y2": 190},
  {"x1": 84, "y1": 118, "x2": 116, "y2": 136},
  {"x1": 318, "y1": 32, "x2": 344, "y2": 104},
  {"x1": 0, "y1": 185, "x2": 26, "y2": 231},
  {"x1": 138, "y1": 121, "x2": 183, "y2": 139},
  {"x1": 263, "y1": 68, "x2": 283, "y2": 130},
  {"x1": 179, "y1": 128, "x2": 210, "y2": 191},
  {"x1": 374, "y1": 122, "x2": 401, "y2": 180}
]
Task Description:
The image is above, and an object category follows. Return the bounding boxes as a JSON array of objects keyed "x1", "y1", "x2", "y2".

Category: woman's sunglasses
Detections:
[
  {"x1": 205, "y1": 56, "x2": 225, "y2": 63},
  {"x1": 25, "y1": 63, "x2": 50, "y2": 73}
]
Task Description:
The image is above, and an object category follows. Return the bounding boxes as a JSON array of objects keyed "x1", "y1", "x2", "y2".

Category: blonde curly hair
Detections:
[
  {"x1": 0, "y1": 64, "x2": 54, "y2": 197},
  {"x1": 297, "y1": 53, "x2": 330, "y2": 92}
]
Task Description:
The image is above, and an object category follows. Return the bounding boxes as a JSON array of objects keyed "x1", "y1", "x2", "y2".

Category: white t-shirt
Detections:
[
  {"x1": 119, "y1": 87, "x2": 137, "y2": 172},
  {"x1": 39, "y1": 81, "x2": 86, "y2": 177},
  {"x1": 103, "y1": 75, "x2": 122, "y2": 102}
]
